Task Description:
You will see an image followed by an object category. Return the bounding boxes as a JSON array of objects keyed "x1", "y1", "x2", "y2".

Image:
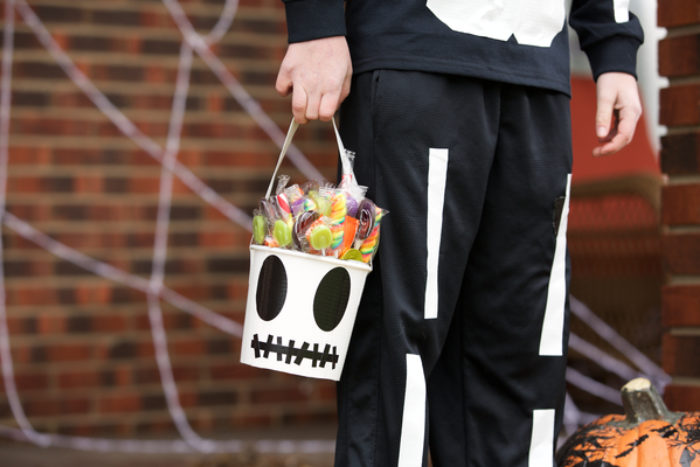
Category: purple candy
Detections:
[
  {"x1": 357, "y1": 199, "x2": 376, "y2": 240},
  {"x1": 346, "y1": 195, "x2": 359, "y2": 218}
]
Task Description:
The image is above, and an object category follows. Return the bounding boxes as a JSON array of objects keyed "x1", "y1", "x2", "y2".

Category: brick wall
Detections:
[
  {"x1": 0, "y1": 0, "x2": 339, "y2": 437},
  {"x1": 658, "y1": 0, "x2": 700, "y2": 411}
]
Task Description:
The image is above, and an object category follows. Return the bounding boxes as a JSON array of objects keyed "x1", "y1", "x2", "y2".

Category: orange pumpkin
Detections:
[{"x1": 556, "y1": 378, "x2": 700, "y2": 467}]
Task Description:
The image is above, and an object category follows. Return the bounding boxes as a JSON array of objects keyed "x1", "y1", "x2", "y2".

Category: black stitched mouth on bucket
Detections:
[{"x1": 250, "y1": 333, "x2": 339, "y2": 369}]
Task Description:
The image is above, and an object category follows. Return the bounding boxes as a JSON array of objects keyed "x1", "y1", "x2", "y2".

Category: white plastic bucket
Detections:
[{"x1": 240, "y1": 245, "x2": 371, "y2": 380}]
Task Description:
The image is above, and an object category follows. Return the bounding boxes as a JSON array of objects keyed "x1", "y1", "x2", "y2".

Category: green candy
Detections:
[
  {"x1": 252, "y1": 215, "x2": 267, "y2": 245},
  {"x1": 309, "y1": 225, "x2": 332, "y2": 250},
  {"x1": 273, "y1": 219, "x2": 292, "y2": 247},
  {"x1": 316, "y1": 197, "x2": 331, "y2": 217},
  {"x1": 341, "y1": 248, "x2": 363, "y2": 262}
]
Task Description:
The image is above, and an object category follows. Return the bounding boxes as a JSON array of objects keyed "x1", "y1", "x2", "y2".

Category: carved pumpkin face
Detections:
[{"x1": 556, "y1": 378, "x2": 700, "y2": 467}]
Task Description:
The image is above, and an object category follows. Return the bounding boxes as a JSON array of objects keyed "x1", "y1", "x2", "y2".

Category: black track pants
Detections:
[{"x1": 335, "y1": 70, "x2": 573, "y2": 467}]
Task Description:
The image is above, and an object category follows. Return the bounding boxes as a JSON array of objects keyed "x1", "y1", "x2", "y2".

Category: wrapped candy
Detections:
[
  {"x1": 252, "y1": 209, "x2": 268, "y2": 245},
  {"x1": 272, "y1": 218, "x2": 292, "y2": 248},
  {"x1": 286, "y1": 184, "x2": 306, "y2": 216},
  {"x1": 328, "y1": 191, "x2": 347, "y2": 252},
  {"x1": 355, "y1": 199, "x2": 377, "y2": 243},
  {"x1": 355, "y1": 200, "x2": 386, "y2": 263},
  {"x1": 293, "y1": 210, "x2": 320, "y2": 251},
  {"x1": 305, "y1": 217, "x2": 334, "y2": 255},
  {"x1": 251, "y1": 174, "x2": 386, "y2": 265},
  {"x1": 359, "y1": 224, "x2": 380, "y2": 263}
]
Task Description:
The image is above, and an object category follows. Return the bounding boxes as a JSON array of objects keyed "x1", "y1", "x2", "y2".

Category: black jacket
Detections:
[{"x1": 282, "y1": 0, "x2": 643, "y2": 95}]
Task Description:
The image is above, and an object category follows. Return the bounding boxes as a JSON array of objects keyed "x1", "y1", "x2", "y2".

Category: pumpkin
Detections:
[{"x1": 556, "y1": 378, "x2": 700, "y2": 467}]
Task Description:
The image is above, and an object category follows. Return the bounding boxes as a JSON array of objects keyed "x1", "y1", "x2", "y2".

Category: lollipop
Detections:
[
  {"x1": 357, "y1": 202, "x2": 385, "y2": 262},
  {"x1": 356, "y1": 199, "x2": 377, "y2": 241},
  {"x1": 275, "y1": 192, "x2": 293, "y2": 228},
  {"x1": 306, "y1": 218, "x2": 333, "y2": 253},
  {"x1": 328, "y1": 192, "x2": 347, "y2": 250},
  {"x1": 286, "y1": 184, "x2": 305, "y2": 216},
  {"x1": 273, "y1": 219, "x2": 292, "y2": 247},
  {"x1": 293, "y1": 210, "x2": 319, "y2": 250},
  {"x1": 276, "y1": 192, "x2": 292, "y2": 218},
  {"x1": 303, "y1": 196, "x2": 318, "y2": 212},
  {"x1": 252, "y1": 212, "x2": 267, "y2": 245},
  {"x1": 315, "y1": 194, "x2": 332, "y2": 217},
  {"x1": 359, "y1": 224, "x2": 380, "y2": 263},
  {"x1": 341, "y1": 248, "x2": 363, "y2": 262},
  {"x1": 345, "y1": 193, "x2": 360, "y2": 218}
]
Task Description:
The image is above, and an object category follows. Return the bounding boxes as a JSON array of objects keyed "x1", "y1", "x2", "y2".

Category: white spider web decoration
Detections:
[{"x1": 0, "y1": 0, "x2": 669, "y2": 454}]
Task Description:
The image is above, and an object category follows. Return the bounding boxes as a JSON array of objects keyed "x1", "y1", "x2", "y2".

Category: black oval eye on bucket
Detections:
[
  {"x1": 256, "y1": 255, "x2": 287, "y2": 321},
  {"x1": 313, "y1": 267, "x2": 351, "y2": 332}
]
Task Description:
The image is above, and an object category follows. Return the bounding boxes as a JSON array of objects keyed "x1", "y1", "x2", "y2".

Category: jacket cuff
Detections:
[
  {"x1": 584, "y1": 35, "x2": 642, "y2": 81},
  {"x1": 283, "y1": 0, "x2": 346, "y2": 43}
]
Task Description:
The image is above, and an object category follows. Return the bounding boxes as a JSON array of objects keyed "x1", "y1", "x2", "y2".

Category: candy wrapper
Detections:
[{"x1": 251, "y1": 176, "x2": 386, "y2": 264}]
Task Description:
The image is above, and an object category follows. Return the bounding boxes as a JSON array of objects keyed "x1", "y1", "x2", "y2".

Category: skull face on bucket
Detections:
[{"x1": 240, "y1": 246, "x2": 371, "y2": 380}]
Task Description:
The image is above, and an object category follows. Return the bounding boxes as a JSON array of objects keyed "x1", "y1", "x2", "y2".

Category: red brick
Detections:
[
  {"x1": 24, "y1": 397, "x2": 92, "y2": 417},
  {"x1": 251, "y1": 386, "x2": 310, "y2": 405},
  {"x1": 231, "y1": 413, "x2": 274, "y2": 428},
  {"x1": 37, "y1": 314, "x2": 67, "y2": 334},
  {"x1": 0, "y1": 0, "x2": 349, "y2": 436},
  {"x1": 661, "y1": 132, "x2": 700, "y2": 175},
  {"x1": 14, "y1": 371, "x2": 50, "y2": 391},
  {"x1": 662, "y1": 334, "x2": 700, "y2": 377},
  {"x1": 659, "y1": 35, "x2": 700, "y2": 78},
  {"x1": 663, "y1": 184, "x2": 700, "y2": 226},
  {"x1": 660, "y1": 84, "x2": 700, "y2": 127},
  {"x1": 663, "y1": 285, "x2": 700, "y2": 327},
  {"x1": 57, "y1": 370, "x2": 101, "y2": 389},
  {"x1": 98, "y1": 393, "x2": 142, "y2": 413},
  {"x1": 662, "y1": 232, "x2": 700, "y2": 275},
  {"x1": 658, "y1": 0, "x2": 700, "y2": 27},
  {"x1": 663, "y1": 384, "x2": 700, "y2": 412}
]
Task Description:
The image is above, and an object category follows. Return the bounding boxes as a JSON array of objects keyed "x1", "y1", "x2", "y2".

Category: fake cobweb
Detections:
[{"x1": 0, "y1": 0, "x2": 669, "y2": 454}]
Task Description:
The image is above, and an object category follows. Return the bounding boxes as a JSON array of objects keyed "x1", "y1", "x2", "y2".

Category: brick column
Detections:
[{"x1": 658, "y1": 0, "x2": 700, "y2": 410}]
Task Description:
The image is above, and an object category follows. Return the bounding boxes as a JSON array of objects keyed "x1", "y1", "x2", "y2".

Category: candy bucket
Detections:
[
  {"x1": 240, "y1": 245, "x2": 371, "y2": 380},
  {"x1": 240, "y1": 118, "x2": 377, "y2": 380}
]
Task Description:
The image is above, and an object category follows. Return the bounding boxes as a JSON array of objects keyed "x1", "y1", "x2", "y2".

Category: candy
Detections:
[
  {"x1": 306, "y1": 218, "x2": 333, "y2": 251},
  {"x1": 273, "y1": 219, "x2": 292, "y2": 247},
  {"x1": 259, "y1": 199, "x2": 277, "y2": 221},
  {"x1": 286, "y1": 184, "x2": 306, "y2": 216},
  {"x1": 252, "y1": 173, "x2": 385, "y2": 264},
  {"x1": 293, "y1": 210, "x2": 319, "y2": 250},
  {"x1": 303, "y1": 196, "x2": 318, "y2": 212},
  {"x1": 339, "y1": 216, "x2": 358, "y2": 257},
  {"x1": 356, "y1": 199, "x2": 376, "y2": 240},
  {"x1": 346, "y1": 194, "x2": 359, "y2": 218},
  {"x1": 309, "y1": 225, "x2": 332, "y2": 251},
  {"x1": 252, "y1": 214, "x2": 267, "y2": 245},
  {"x1": 341, "y1": 248, "x2": 363, "y2": 262},
  {"x1": 276, "y1": 192, "x2": 292, "y2": 218},
  {"x1": 328, "y1": 192, "x2": 347, "y2": 250},
  {"x1": 263, "y1": 236, "x2": 279, "y2": 248},
  {"x1": 315, "y1": 196, "x2": 331, "y2": 217},
  {"x1": 285, "y1": 184, "x2": 304, "y2": 201},
  {"x1": 359, "y1": 224, "x2": 380, "y2": 263},
  {"x1": 358, "y1": 203, "x2": 385, "y2": 262}
]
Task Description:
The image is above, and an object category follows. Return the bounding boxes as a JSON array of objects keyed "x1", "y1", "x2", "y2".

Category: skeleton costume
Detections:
[{"x1": 281, "y1": 1, "x2": 643, "y2": 466}]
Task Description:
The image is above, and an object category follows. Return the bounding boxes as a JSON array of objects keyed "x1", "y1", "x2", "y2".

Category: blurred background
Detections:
[{"x1": 0, "y1": 0, "x2": 697, "y2": 465}]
